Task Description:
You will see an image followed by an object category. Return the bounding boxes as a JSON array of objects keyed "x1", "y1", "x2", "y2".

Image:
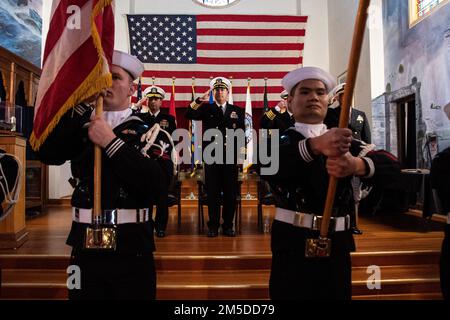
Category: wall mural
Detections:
[
  {"x1": 0, "y1": 0, "x2": 42, "y2": 67},
  {"x1": 375, "y1": 0, "x2": 450, "y2": 166}
]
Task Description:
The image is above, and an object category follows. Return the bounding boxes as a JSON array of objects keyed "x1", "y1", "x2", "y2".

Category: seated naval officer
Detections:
[
  {"x1": 135, "y1": 85, "x2": 176, "y2": 238},
  {"x1": 185, "y1": 77, "x2": 245, "y2": 237},
  {"x1": 261, "y1": 66, "x2": 400, "y2": 300},
  {"x1": 38, "y1": 50, "x2": 174, "y2": 299}
]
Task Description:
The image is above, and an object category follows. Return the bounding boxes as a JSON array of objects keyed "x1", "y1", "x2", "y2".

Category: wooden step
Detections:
[
  {"x1": 0, "y1": 254, "x2": 69, "y2": 270},
  {"x1": 155, "y1": 254, "x2": 270, "y2": 271},
  {"x1": 0, "y1": 254, "x2": 271, "y2": 271},
  {"x1": 1, "y1": 270, "x2": 67, "y2": 300},
  {"x1": 157, "y1": 270, "x2": 269, "y2": 300},
  {"x1": 353, "y1": 292, "x2": 443, "y2": 300},
  {"x1": 1, "y1": 250, "x2": 439, "y2": 271},
  {"x1": 351, "y1": 250, "x2": 440, "y2": 267},
  {"x1": 0, "y1": 269, "x2": 269, "y2": 300},
  {"x1": 352, "y1": 264, "x2": 441, "y2": 297},
  {"x1": 1, "y1": 263, "x2": 442, "y2": 300}
]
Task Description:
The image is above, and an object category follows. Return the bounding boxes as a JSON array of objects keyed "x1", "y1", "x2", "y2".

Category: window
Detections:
[
  {"x1": 193, "y1": 0, "x2": 240, "y2": 8},
  {"x1": 409, "y1": 0, "x2": 449, "y2": 27}
]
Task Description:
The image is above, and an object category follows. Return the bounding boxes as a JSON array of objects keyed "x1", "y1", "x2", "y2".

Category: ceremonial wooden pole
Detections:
[
  {"x1": 84, "y1": 94, "x2": 116, "y2": 249},
  {"x1": 92, "y1": 95, "x2": 103, "y2": 245},
  {"x1": 308, "y1": 0, "x2": 371, "y2": 257},
  {"x1": 94, "y1": 95, "x2": 103, "y2": 221}
]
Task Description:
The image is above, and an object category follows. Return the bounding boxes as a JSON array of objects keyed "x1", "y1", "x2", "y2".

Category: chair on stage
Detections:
[
  {"x1": 257, "y1": 178, "x2": 276, "y2": 232},
  {"x1": 197, "y1": 179, "x2": 242, "y2": 234},
  {"x1": 167, "y1": 169, "x2": 182, "y2": 230}
]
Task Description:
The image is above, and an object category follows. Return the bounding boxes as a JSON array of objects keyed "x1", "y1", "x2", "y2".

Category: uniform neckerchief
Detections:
[
  {"x1": 102, "y1": 107, "x2": 133, "y2": 129},
  {"x1": 294, "y1": 122, "x2": 328, "y2": 138}
]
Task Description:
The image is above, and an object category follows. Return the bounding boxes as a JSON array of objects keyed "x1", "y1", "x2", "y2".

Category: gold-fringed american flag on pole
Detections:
[
  {"x1": 31, "y1": 0, "x2": 115, "y2": 150},
  {"x1": 126, "y1": 14, "x2": 307, "y2": 109}
]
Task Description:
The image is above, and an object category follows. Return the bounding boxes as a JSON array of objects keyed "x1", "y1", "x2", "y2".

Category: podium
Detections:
[{"x1": 0, "y1": 134, "x2": 28, "y2": 249}]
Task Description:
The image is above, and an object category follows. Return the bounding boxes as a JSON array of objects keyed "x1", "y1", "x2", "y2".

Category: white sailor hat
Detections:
[
  {"x1": 112, "y1": 50, "x2": 144, "y2": 80},
  {"x1": 280, "y1": 90, "x2": 289, "y2": 99},
  {"x1": 282, "y1": 66, "x2": 336, "y2": 94},
  {"x1": 210, "y1": 77, "x2": 231, "y2": 91},
  {"x1": 143, "y1": 85, "x2": 165, "y2": 99},
  {"x1": 330, "y1": 82, "x2": 346, "y2": 97}
]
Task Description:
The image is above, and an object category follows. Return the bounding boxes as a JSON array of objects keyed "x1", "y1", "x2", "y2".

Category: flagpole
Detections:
[
  {"x1": 244, "y1": 77, "x2": 254, "y2": 200},
  {"x1": 189, "y1": 76, "x2": 198, "y2": 188},
  {"x1": 169, "y1": 76, "x2": 178, "y2": 124},
  {"x1": 229, "y1": 76, "x2": 234, "y2": 105},
  {"x1": 264, "y1": 77, "x2": 268, "y2": 111},
  {"x1": 93, "y1": 95, "x2": 103, "y2": 244},
  {"x1": 209, "y1": 76, "x2": 214, "y2": 104}
]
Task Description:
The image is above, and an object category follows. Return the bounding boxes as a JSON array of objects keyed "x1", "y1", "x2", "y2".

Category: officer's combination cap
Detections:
[
  {"x1": 144, "y1": 85, "x2": 166, "y2": 99},
  {"x1": 210, "y1": 77, "x2": 231, "y2": 91}
]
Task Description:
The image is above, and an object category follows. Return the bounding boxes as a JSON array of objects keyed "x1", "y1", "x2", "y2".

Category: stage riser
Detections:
[
  {"x1": 351, "y1": 251, "x2": 440, "y2": 267},
  {"x1": 0, "y1": 256, "x2": 69, "y2": 270},
  {"x1": 1, "y1": 263, "x2": 442, "y2": 300},
  {"x1": 0, "y1": 251, "x2": 440, "y2": 270},
  {"x1": 1, "y1": 284, "x2": 441, "y2": 300},
  {"x1": 353, "y1": 293, "x2": 443, "y2": 300}
]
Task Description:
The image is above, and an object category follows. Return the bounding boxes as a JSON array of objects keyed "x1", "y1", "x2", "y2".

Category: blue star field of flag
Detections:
[{"x1": 127, "y1": 15, "x2": 197, "y2": 64}]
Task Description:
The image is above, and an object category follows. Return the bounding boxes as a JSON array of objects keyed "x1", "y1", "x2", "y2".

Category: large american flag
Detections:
[{"x1": 127, "y1": 14, "x2": 307, "y2": 114}]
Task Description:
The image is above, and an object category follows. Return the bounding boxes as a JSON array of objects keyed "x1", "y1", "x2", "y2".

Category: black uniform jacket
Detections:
[
  {"x1": 325, "y1": 106, "x2": 371, "y2": 143},
  {"x1": 185, "y1": 100, "x2": 245, "y2": 161},
  {"x1": 38, "y1": 103, "x2": 173, "y2": 253},
  {"x1": 140, "y1": 111, "x2": 176, "y2": 135},
  {"x1": 260, "y1": 108, "x2": 294, "y2": 133},
  {"x1": 261, "y1": 128, "x2": 400, "y2": 253}
]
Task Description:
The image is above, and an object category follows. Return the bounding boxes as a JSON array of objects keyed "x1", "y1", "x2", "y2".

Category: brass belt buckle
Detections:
[
  {"x1": 305, "y1": 236, "x2": 331, "y2": 258},
  {"x1": 84, "y1": 225, "x2": 117, "y2": 250}
]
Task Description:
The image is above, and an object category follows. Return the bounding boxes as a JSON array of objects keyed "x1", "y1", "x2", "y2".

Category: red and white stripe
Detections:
[
  {"x1": 136, "y1": 14, "x2": 307, "y2": 110},
  {"x1": 32, "y1": 0, "x2": 114, "y2": 149}
]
